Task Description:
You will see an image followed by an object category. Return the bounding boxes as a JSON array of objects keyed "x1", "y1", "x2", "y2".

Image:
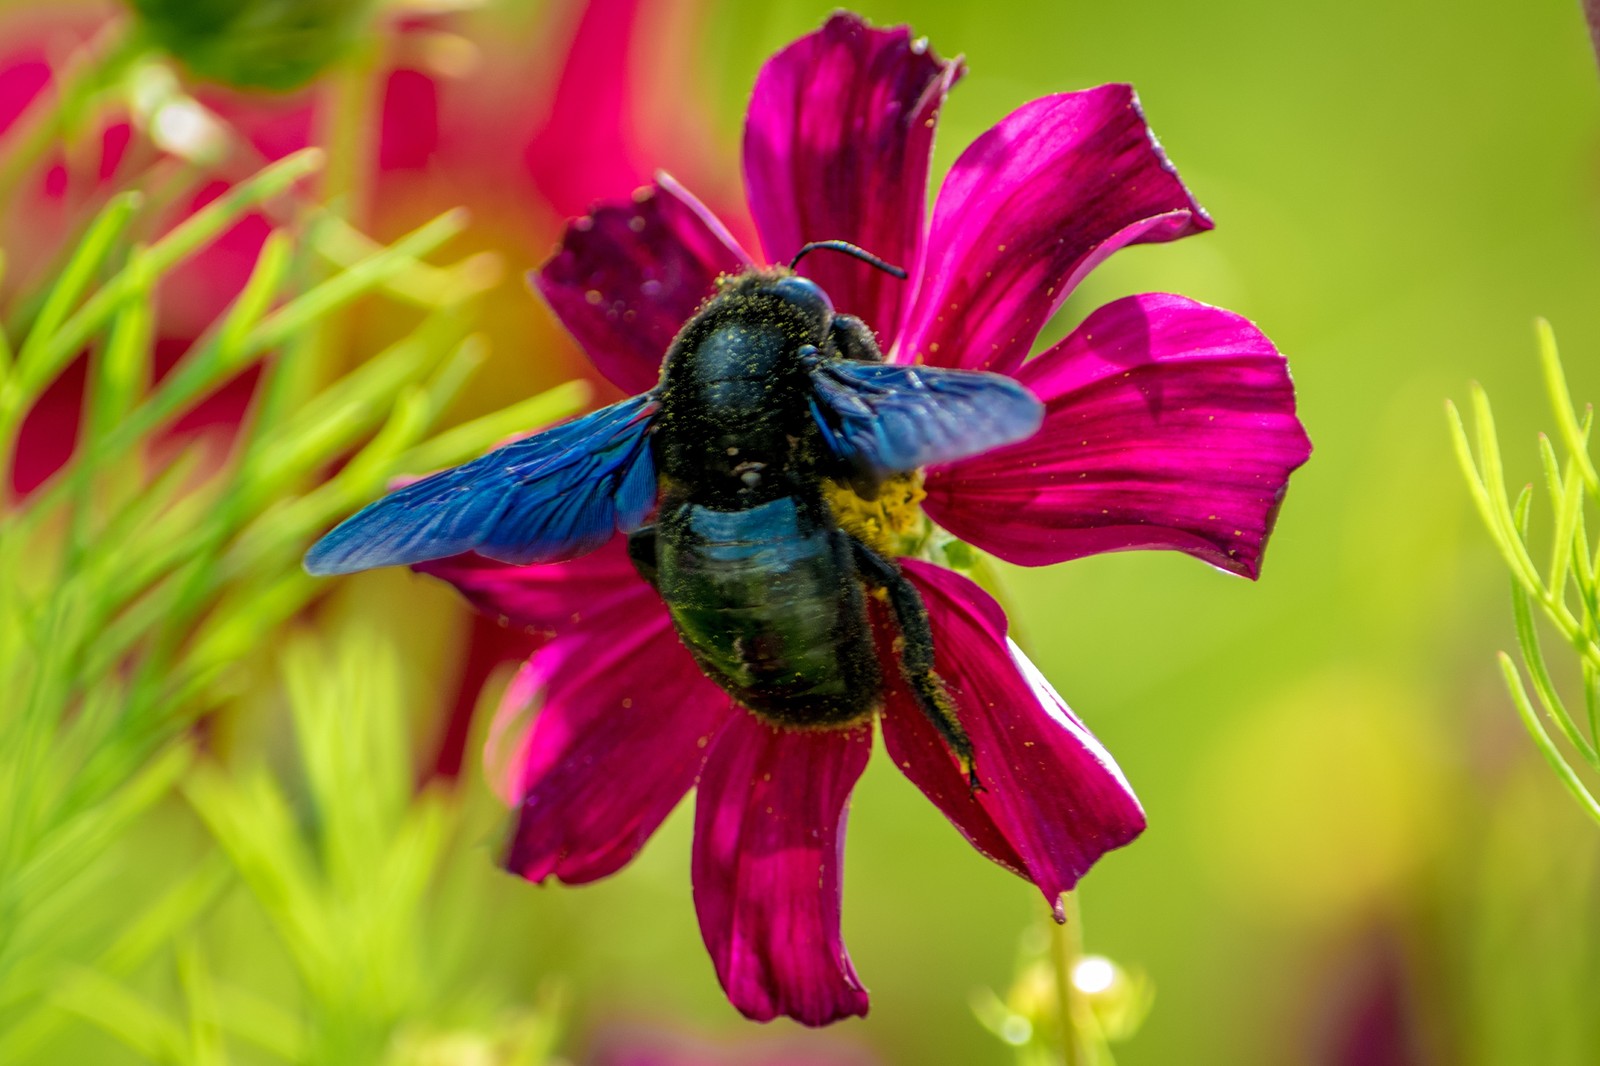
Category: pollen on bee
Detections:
[{"x1": 822, "y1": 472, "x2": 929, "y2": 558}]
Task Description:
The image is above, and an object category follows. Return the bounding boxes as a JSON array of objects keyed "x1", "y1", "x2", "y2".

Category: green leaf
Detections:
[
  {"x1": 248, "y1": 208, "x2": 469, "y2": 353},
  {"x1": 396, "y1": 379, "x2": 591, "y2": 477},
  {"x1": 0, "y1": 857, "x2": 231, "y2": 1061},
  {"x1": 50, "y1": 966, "x2": 187, "y2": 1062},
  {"x1": 175, "y1": 937, "x2": 229, "y2": 1066},
  {"x1": 8, "y1": 191, "x2": 143, "y2": 398},
  {"x1": 1511, "y1": 579, "x2": 1600, "y2": 770},
  {"x1": 1499, "y1": 653, "x2": 1600, "y2": 827},
  {"x1": 1537, "y1": 318, "x2": 1600, "y2": 502},
  {"x1": 13, "y1": 150, "x2": 323, "y2": 412}
]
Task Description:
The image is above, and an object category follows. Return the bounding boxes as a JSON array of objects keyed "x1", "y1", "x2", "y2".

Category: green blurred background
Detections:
[{"x1": 7, "y1": 0, "x2": 1600, "y2": 1063}]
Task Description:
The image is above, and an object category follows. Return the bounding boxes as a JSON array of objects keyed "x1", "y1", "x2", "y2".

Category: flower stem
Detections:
[
  {"x1": 1050, "y1": 893, "x2": 1119, "y2": 1066},
  {"x1": 318, "y1": 36, "x2": 381, "y2": 229},
  {"x1": 1053, "y1": 892, "x2": 1086, "y2": 1066},
  {"x1": 313, "y1": 33, "x2": 383, "y2": 375}
]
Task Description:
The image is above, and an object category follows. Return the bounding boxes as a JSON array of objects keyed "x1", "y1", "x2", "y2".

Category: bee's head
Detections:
[
  {"x1": 705, "y1": 269, "x2": 836, "y2": 343},
  {"x1": 726, "y1": 241, "x2": 908, "y2": 341},
  {"x1": 767, "y1": 273, "x2": 835, "y2": 336}
]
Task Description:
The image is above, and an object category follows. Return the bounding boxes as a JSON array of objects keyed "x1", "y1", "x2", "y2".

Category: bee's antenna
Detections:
[{"x1": 789, "y1": 240, "x2": 908, "y2": 279}]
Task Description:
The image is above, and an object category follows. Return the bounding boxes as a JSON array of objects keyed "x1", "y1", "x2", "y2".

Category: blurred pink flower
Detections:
[
  {"x1": 0, "y1": 1, "x2": 724, "y2": 783},
  {"x1": 420, "y1": 11, "x2": 1309, "y2": 1026},
  {"x1": 1306, "y1": 925, "x2": 1441, "y2": 1066},
  {"x1": 1, "y1": 0, "x2": 688, "y2": 499}
]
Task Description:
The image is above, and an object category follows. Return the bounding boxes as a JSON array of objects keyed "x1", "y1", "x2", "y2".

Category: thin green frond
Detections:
[
  {"x1": 1537, "y1": 318, "x2": 1600, "y2": 501},
  {"x1": 12, "y1": 151, "x2": 323, "y2": 418},
  {"x1": 0, "y1": 134, "x2": 580, "y2": 1059},
  {"x1": 1455, "y1": 325, "x2": 1600, "y2": 827},
  {"x1": 0, "y1": 858, "x2": 231, "y2": 1061},
  {"x1": 1511, "y1": 581, "x2": 1600, "y2": 768},
  {"x1": 51, "y1": 967, "x2": 187, "y2": 1063},
  {"x1": 1499, "y1": 653, "x2": 1600, "y2": 827}
]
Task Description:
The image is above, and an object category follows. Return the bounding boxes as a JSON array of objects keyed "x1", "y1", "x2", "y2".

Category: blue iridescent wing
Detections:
[
  {"x1": 806, "y1": 359, "x2": 1043, "y2": 482},
  {"x1": 304, "y1": 394, "x2": 659, "y2": 575}
]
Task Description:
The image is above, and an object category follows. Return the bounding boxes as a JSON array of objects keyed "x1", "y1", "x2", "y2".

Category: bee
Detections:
[{"x1": 304, "y1": 242, "x2": 1043, "y2": 783}]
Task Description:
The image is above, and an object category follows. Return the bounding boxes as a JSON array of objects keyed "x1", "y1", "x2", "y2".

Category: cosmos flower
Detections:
[{"x1": 420, "y1": 11, "x2": 1310, "y2": 1027}]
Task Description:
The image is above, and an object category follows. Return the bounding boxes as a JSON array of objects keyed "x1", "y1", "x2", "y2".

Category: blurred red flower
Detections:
[{"x1": 0, "y1": 0, "x2": 725, "y2": 775}]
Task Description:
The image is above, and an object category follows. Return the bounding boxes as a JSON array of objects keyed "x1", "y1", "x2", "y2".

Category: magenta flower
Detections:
[{"x1": 420, "y1": 12, "x2": 1310, "y2": 1027}]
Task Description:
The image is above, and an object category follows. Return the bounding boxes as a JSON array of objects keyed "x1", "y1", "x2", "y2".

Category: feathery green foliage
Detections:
[
  {"x1": 0, "y1": 147, "x2": 580, "y2": 1060},
  {"x1": 1451, "y1": 321, "x2": 1600, "y2": 826}
]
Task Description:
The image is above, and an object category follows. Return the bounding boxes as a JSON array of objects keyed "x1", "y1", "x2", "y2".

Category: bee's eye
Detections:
[{"x1": 771, "y1": 274, "x2": 834, "y2": 327}]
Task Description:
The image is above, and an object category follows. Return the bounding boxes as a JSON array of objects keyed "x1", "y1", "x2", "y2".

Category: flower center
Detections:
[{"x1": 822, "y1": 472, "x2": 929, "y2": 558}]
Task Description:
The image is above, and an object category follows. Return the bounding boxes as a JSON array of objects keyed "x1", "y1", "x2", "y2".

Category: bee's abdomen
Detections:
[{"x1": 656, "y1": 497, "x2": 880, "y2": 727}]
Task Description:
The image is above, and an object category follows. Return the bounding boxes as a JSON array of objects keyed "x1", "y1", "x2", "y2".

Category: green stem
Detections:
[
  {"x1": 1052, "y1": 893, "x2": 1085, "y2": 1066},
  {"x1": 1500, "y1": 652, "x2": 1600, "y2": 826},
  {"x1": 318, "y1": 37, "x2": 381, "y2": 230},
  {"x1": 311, "y1": 35, "x2": 384, "y2": 388}
]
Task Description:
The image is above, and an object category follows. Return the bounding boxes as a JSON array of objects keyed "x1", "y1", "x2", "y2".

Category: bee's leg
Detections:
[
  {"x1": 626, "y1": 526, "x2": 659, "y2": 589},
  {"x1": 829, "y1": 314, "x2": 885, "y2": 363},
  {"x1": 852, "y1": 538, "x2": 981, "y2": 792}
]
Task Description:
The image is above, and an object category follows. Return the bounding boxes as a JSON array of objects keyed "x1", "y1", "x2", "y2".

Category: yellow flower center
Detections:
[{"x1": 822, "y1": 472, "x2": 929, "y2": 558}]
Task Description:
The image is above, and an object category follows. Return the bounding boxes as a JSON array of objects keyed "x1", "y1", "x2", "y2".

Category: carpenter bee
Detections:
[{"x1": 304, "y1": 242, "x2": 1043, "y2": 782}]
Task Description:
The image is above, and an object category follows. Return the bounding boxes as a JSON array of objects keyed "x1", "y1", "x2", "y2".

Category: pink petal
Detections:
[
  {"x1": 898, "y1": 85, "x2": 1210, "y2": 374},
  {"x1": 522, "y1": 0, "x2": 648, "y2": 216},
  {"x1": 900, "y1": 560, "x2": 1145, "y2": 917},
  {"x1": 378, "y1": 68, "x2": 439, "y2": 173},
  {"x1": 416, "y1": 536, "x2": 650, "y2": 641},
  {"x1": 417, "y1": 538, "x2": 710, "y2": 816},
  {"x1": 429, "y1": 610, "x2": 538, "y2": 781},
  {"x1": 693, "y1": 713, "x2": 872, "y2": 1026},
  {"x1": 535, "y1": 174, "x2": 752, "y2": 395},
  {"x1": 924, "y1": 293, "x2": 1312, "y2": 578},
  {"x1": 0, "y1": 47, "x2": 50, "y2": 135},
  {"x1": 872, "y1": 603, "x2": 1028, "y2": 878},
  {"x1": 743, "y1": 12, "x2": 961, "y2": 347},
  {"x1": 500, "y1": 594, "x2": 734, "y2": 885}
]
